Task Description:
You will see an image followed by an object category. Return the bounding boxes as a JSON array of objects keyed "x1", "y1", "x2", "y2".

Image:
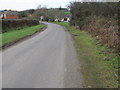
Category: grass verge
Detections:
[
  {"x1": 0, "y1": 24, "x2": 46, "y2": 46},
  {"x1": 54, "y1": 22, "x2": 119, "y2": 88}
]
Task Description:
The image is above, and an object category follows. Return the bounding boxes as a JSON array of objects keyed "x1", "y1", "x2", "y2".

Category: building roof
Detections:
[
  {"x1": 4, "y1": 11, "x2": 19, "y2": 15},
  {"x1": 0, "y1": 10, "x2": 19, "y2": 15}
]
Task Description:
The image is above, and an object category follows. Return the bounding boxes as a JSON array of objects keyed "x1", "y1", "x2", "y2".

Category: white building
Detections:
[{"x1": 40, "y1": 16, "x2": 44, "y2": 21}]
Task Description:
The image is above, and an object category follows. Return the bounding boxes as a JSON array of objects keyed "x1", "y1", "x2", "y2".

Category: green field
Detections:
[
  {"x1": 54, "y1": 22, "x2": 119, "y2": 88},
  {"x1": 64, "y1": 11, "x2": 71, "y2": 15},
  {"x1": 0, "y1": 24, "x2": 46, "y2": 46}
]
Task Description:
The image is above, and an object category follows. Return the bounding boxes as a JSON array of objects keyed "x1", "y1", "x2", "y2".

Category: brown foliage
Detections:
[
  {"x1": 83, "y1": 16, "x2": 119, "y2": 52},
  {"x1": 69, "y1": 2, "x2": 119, "y2": 52}
]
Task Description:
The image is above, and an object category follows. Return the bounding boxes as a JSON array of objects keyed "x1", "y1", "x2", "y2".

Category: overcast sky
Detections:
[
  {"x1": 1, "y1": 0, "x2": 118, "y2": 11},
  {"x1": 0, "y1": 0, "x2": 82, "y2": 11}
]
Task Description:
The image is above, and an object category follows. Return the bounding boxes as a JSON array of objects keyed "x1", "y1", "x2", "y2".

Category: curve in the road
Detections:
[{"x1": 2, "y1": 22, "x2": 83, "y2": 88}]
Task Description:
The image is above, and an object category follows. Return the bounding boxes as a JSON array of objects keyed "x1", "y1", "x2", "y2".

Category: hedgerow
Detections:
[{"x1": 2, "y1": 19, "x2": 39, "y2": 33}]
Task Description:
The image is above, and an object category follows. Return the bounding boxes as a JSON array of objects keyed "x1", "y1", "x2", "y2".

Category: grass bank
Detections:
[
  {"x1": 54, "y1": 22, "x2": 119, "y2": 88},
  {"x1": 0, "y1": 24, "x2": 46, "y2": 46}
]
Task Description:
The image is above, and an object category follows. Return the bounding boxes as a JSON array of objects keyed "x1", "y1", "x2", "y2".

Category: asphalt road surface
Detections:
[{"x1": 2, "y1": 22, "x2": 83, "y2": 88}]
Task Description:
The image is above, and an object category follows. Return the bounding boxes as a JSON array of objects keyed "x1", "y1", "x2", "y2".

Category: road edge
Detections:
[{"x1": 1, "y1": 25, "x2": 47, "y2": 51}]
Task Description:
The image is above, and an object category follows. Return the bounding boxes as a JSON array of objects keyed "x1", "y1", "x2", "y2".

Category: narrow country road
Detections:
[{"x1": 2, "y1": 22, "x2": 83, "y2": 88}]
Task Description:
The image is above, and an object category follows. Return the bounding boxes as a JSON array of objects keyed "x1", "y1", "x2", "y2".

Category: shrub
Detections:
[
  {"x1": 69, "y1": 2, "x2": 119, "y2": 52},
  {"x1": 83, "y1": 16, "x2": 119, "y2": 52}
]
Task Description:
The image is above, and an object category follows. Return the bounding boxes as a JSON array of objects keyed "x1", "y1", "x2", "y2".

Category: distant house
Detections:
[
  {"x1": 40, "y1": 16, "x2": 44, "y2": 21},
  {"x1": 0, "y1": 10, "x2": 19, "y2": 19},
  {"x1": 61, "y1": 16, "x2": 71, "y2": 22},
  {"x1": 55, "y1": 19, "x2": 61, "y2": 22}
]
